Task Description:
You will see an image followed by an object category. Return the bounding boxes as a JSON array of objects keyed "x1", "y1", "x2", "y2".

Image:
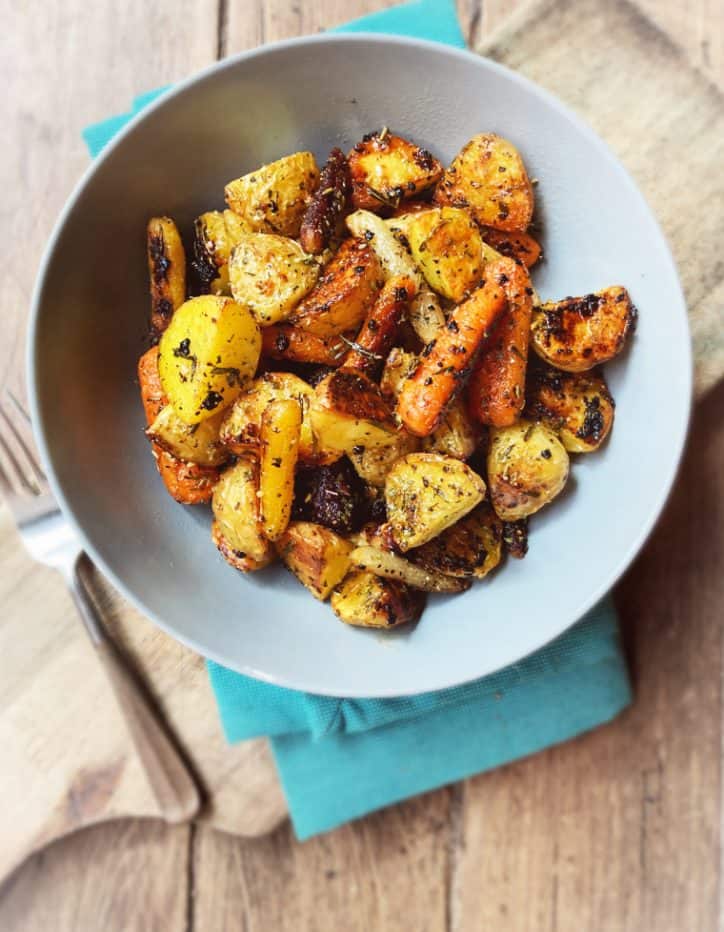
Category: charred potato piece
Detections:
[
  {"x1": 487, "y1": 420, "x2": 569, "y2": 520},
  {"x1": 219, "y1": 372, "x2": 322, "y2": 465},
  {"x1": 349, "y1": 428, "x2": 420, "y2": 488},
  {"x1": 385, "y1": 452, "x2": 486, "y2": 551},
  {"x1": 531, "y1": 287, "x2": 636, "y2": 372},
  {"x1": 212, "y1": 520, "x2": 275, "y2": 572},
  {"x1": 146, "y1": 404, "x2": 228, "y2": 467},
  {"x1": 404, "y1": 207, "x2": 485, "y2": 302},
  {"x1": 228, "y1": 233, "x2": 319, "y2": 325},
  {"x1": 348, "y1": 130, "x2": 443, "y2": 212},
  {"x1": 288, "y1": 237, "x2": 383, "y2": 336},
  {"x1": 350, "y1": 545, "x2": 469, "y2": 593},
  {"x1": 434, "y1": 134, "x2": 534, "y2": 232},
  {"x1": 502, "y1": 518, "x2": 529, "y2": 559},
  {"x1": 526, "y1": 364, "x2": 615, "y2": 453},
  {"x1": 147, "y1": 217, "x2": 186, "y2": 337},
  {"x1": 225, "y1": 151, "x2": 320, "y2": 237},
  {"x1": 277, "y1": 521, "x2": 353, "y2": 600},
  {"x1": 212, "y1": 457, "x2": 273, "y2": 563},
  {"x1": 479, "y1": 227, "x2": 541, "y2": 268},
  {"x1": 259, "y1": 399, "x2": 302, "y2": 541},
  {"x1": 331, "y1": 570, "x2": 424, "y2": 628},
  {"x1": 293, "y1": 458, "x2": 370, "y2": 535},
  {"x1": 261, "y1": 326, "x2": 346, "y2": 367},
  {"x1": 410, "y1": 503, "x2": 502, "y2": 579},
  {"x1": 345, "y1": 210, "x2": 423, "y2": 288},
  {"x1": 300, "y1": 147, "x2": 349, "y2": 254},
  {"x1": 192, "y1": 210, "x2": 252, "y2": 295},
  {"x1": 310, "y1": 369, "x2": 399, "y2": 456},
  {"x1": 422, "y1": 400, "x2": 479, "y2": 460}
]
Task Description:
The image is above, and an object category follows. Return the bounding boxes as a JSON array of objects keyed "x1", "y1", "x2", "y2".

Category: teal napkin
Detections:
[{"x1": 84, "y1": 0, "x2": 632, "y2": 840}]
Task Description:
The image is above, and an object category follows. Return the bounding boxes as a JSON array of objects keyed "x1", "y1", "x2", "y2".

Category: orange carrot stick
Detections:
[
  {"x1": 397, "y1": 271, "x2": 507, "y2": 437},
  {"x1": 343, "y1": 276, "x2": 416, "y2": 375},
  {"x1": 262, "y1": 325, "x2": 346, "y2": 366},
  {"x1": 468, "y1": 257, "x2": 533, "y2": 427}
]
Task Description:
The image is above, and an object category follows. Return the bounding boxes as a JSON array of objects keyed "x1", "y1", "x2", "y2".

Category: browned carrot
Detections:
[
  {"x1": 397, "y1": 271, "x2": 507, "y2": 437},
  {"x1": 467, "y1": 257, "x2": 533, "y2": 428},
  {"x1": 343, "y1": 276, "x2": 417, "y2": 375},
  {"x1": 137, "y1": 346, "x2": 219, "y2": 504},
  {"x1": 479, "y1": 228, "x2": 542, "y2": 268},
  {"x1": 262, "y1": 325, "x2": 346, "y2": 366}
]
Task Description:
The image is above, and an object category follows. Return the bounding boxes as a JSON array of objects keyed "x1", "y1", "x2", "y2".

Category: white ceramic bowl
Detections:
[{"x1": 28, "y1": 35, "x2": 691, "y2": 696}]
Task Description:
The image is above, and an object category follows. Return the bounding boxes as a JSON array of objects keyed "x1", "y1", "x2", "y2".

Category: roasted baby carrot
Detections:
[
  {"x1": 468, "y1": 257, "x2": 534, "y2": 428},
  {"x1": 262, "y1": 325, "x2": 346, "y2": 366},
  {"x1": 137, "y1": 346, "x2": 219, "y2": 504},
  {"x1": 343, "y1": 275, "x2": 416, "y2": 375},
  {"x1": 397, "y1": 270, "x2": 507, "y2": 437}
]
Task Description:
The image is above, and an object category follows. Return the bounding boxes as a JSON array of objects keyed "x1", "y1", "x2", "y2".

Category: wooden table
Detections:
[{"x1": 2, "y1": 2, "x2": 723, "y2": 929}]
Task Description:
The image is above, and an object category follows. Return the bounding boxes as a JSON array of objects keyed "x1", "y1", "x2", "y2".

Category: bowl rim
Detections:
[{"x1": 27, "y1": 32, "x2": 693, "y2": 697}]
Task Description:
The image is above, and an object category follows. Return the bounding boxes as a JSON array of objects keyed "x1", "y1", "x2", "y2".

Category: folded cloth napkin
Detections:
[{"x1": 84, "y1": 0, "x2": 632, "y2": 840}]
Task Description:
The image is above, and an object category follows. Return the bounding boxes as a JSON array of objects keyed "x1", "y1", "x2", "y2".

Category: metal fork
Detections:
[{"x1": 0, "y1": 391, "x2": 200, "y2": 823}]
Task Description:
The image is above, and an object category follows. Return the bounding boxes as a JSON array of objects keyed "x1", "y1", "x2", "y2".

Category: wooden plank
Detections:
[{"x1": 0, "y1": 821, "x2": 190, "y2": 932}]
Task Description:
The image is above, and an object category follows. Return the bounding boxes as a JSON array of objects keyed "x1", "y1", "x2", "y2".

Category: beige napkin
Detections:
[{"x1": 478, "y1": 0, "x2": 724, "y2": 398}]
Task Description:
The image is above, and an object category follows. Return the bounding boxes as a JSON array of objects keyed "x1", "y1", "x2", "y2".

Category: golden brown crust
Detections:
[
  {"x1": 211, "y1": 520, "x2": 274, "y2": 571},
  {"x1": 479, "y1": 227, "x2": 541, "y2": 268},
  {"x1": 348, "y1": 130, "x2": 443, "y2": 213},
  {"x1": 526, "y1": 363, "x2": 615, "y2": 452},
  {"x1": 261, "y1": 325, "x2": 346, "y2": 366},
  {"x1": 409, "y1": 502, "x2": 503, "y2": 578},
  {"x1": 330, "y1": 570, "x2": 425, "y2": 628}
]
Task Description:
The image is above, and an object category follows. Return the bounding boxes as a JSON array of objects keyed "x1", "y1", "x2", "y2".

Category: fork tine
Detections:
[
  {"x1": 0, "y1": 394, "x2": 47, "y2": 487},
  {"x1": 0, "y1": 424, "x2": 38, "y2": 495},
  {"x1": 7, "y1": 389, "x2": 31, "y2": 425},
  {"x1": 0, "y1": 455, "x2": 15, "y2": 499}
]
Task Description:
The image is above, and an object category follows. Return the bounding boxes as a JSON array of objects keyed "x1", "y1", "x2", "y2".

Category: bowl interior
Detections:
[{"x1": 30, "y1": 36, "x2": 690, "y2": 696}]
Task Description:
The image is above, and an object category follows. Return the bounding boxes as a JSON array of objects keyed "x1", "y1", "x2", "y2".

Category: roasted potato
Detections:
[
  {"x1": 502, "y1": 518, "x2": 528, "y2": 559},
  {"x1": 479, "y1": 227, "x2": 541, "y2": 268},
  {"x1": 331, "y1": 570, "x2": 424, "y2": 628},
  {"x1": 404, "y1": 207, "x2": 485, "y2": 302},
  {"x1": 288, "y1": 237, "x2": 383, "y2": 336},
  {"x1": 146, "y1": 404, "x2": 228, "y2": 467},
  {"x1": 259, "y1": 399, "x2": 302, "y2": 541},
  {"x1": 261, "y1": 326, "x2": 346, "y2": 367},
  {"x1": 293, "y1": 458, "x2": 369, "y2": 535},
  {"x1": 310, "y1": 369, "x2": 400, "y2": 456},
  {"x1": 300, "y1": 147, "x2": 349, "y2": 255},
  {"x1": 407, "y1": 290, "x2": 446, "y2": 345},
  {"x1": 350, "y1": 545, "x2": 469, "y2": 593},
  {"x1": 348, "y1": 130, "x2": 443, "y2": 212},
  {"x1": 434, "y1": 133, "x2": 534, "y2": 232},
  {"x1": 147, "y1": 217, "x2": 186, "y2": 337},
  {"x1": 487, "y1": 420, "x2": 569, "y2": 520},
  {"x1": 276, "y1": 521, "x2": 353, "y2": 600},
  {"x1": 530, "y1": 287, "x2": 636, "y2": 372},
  {"x1": 212, "y1": 520, "x2": 275, "y2": 572},
  {"x1": 526, "y1": 364, "x2": 615, "y2": 453},
  {"x1": 228, "y1": 233, "x2": 319, "y2": 325},
  {"x1": 409, "y1": 503, "x2": 502, "y2": 579},
  {"x1": 345, "y1": 209, "x2": 423, "y2": 288},
  {"x1": 158, "y1": 295, "x2": 261, "y2": 424},
  {"x1": 212, "y1": 457, "x2": 274, "y2": 563},
  {"x1": 192, "y1": 210, "x2": 252, "y2": 295},
  {"x1": 219, "y1": 371, "x2": 324, "y2": 465},
  {"x1": 385, "y1": 452, "x2": 486, "y2": 551},
  {"x1": 422, "y1": 400, "x2": 479, "y2": 460},
  {"x1": 348, "y1": 428, "x2": 420, "y2": 488},
  {"x1": 380, "y1": 347, "x2": 419, "y2": 400},
  {"x1": 225, "y1": 151, "x2": 320, "y2": 237}
]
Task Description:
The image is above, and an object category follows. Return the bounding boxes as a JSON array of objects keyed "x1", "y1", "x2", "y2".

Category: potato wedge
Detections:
[
  {"x1": 434, "y1": 133, "x2": 534, "y2": 232},
  {"x1": 345, "y1": 209, "x2": 423, "y2": 288},
  {"x1": 348, "y1": 130, "x2": 443, "y2": 212},
  {"x1": 310, "y1": 369, "x2": 400, "y2": 456},
  {"x1": 407, "y1": 290, "x2": 446, "y2": 345},
  {"x1": 530, "y1": 286, "x2": 636, "y2": 372},
  {"x1": 331, "y1": 570, "x2": 424, "y2": 628},
  {"x1": 380, "y1": 347, "x2": 419, "y2": 400},
  {"x1": 276, "y1": 521, "x2": 353, "y2": 600},
  {"x1": 487, "y1": 420, "x2": 569, "y2": 520},
  {"x1": 404, "y1": 207, "x2": 485, "y2": 302},
  {"x1": 350, "y1": 545, "x2": 470, "y2": 593},
  {"x1": 261, "y1": 326, "x2": 346, "y2": 366},
  {"x1": 385, "y1": 452, "x2": 486, "y2": 551},
  {"x1": 422, "y1": 400, "x2": 479, "y2": 460},
  {"x1": 147, "y1": 216, "x2": 186, "y2": 337},
  {"x1": 192, "y1": 210, "x2": 252, "y2": 295},
  {"x1": 158, "y1": 295, "x2": 261, "y2": 424},
  {"x1": 409, "y1": 503, "x2": 503, "y2": 579},
  {"x1": 526, "y1": 364, "x2": 615, "y2": 453},
  {"x1": 212, "y1": 520, "x2": 275, "y2": 572},
  {"x1": 349, "y1": 428, "x2": 420, "y2": 487},
  {"x1": 219, "y1": 371, "x2": 323, "y2": 464},
  {"x1": 146, "y1": 404, "x2": 228, "y2": 467},
  {"x1": 225, "y1": 151, "x2": 320, "y2": 237},
  {"x1": 259, "y1": 398, "x2": 301, "y2": 542},
  {"x1": 288, "y1": 237, "x2": 383, "y2": 336},
  {"x1": 211, "y1": 457, "x2": 271, "y2": 563},
  {"x1": 228, "y1": 233, "x2": 319, "y2": 325},
  {"x1": 479, "y1": 227, "x2": 542, "y2": 268}
]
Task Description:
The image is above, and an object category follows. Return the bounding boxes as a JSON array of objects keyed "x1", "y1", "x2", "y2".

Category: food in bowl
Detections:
[{"x1": 137, "y1": 129, "x2": 635, "y2": 630}]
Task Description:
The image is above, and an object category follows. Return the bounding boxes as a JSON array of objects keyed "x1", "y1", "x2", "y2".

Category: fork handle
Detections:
[{"x1": 68, "y1": 558, "x2": 201, "y2": 824}]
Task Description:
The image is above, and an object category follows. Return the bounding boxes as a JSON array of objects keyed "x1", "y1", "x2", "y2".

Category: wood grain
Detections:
[{"x1": 2, "y1": 0, "x2": 724, "y2": 930}]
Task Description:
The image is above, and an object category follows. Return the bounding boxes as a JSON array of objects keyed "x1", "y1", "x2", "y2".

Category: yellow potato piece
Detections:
[
  {"x1": 405, "y1": 207, "x2": 485, "y2": 302},
  {"x1": 259, "y1": 399, "x2": 302, "y2": 541},
  {"x1": 276, "y1": 521, "x2": 353, "y2": 601},
  {"x1": 330, "y1": 570, "x2": 424, "y2": 628},
  {"x1": 146, "y1": 404, "x2": 227, "y2": 466},
  {"x1": 212, "y1": 457, "x2": 271, "y2": 563}
]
